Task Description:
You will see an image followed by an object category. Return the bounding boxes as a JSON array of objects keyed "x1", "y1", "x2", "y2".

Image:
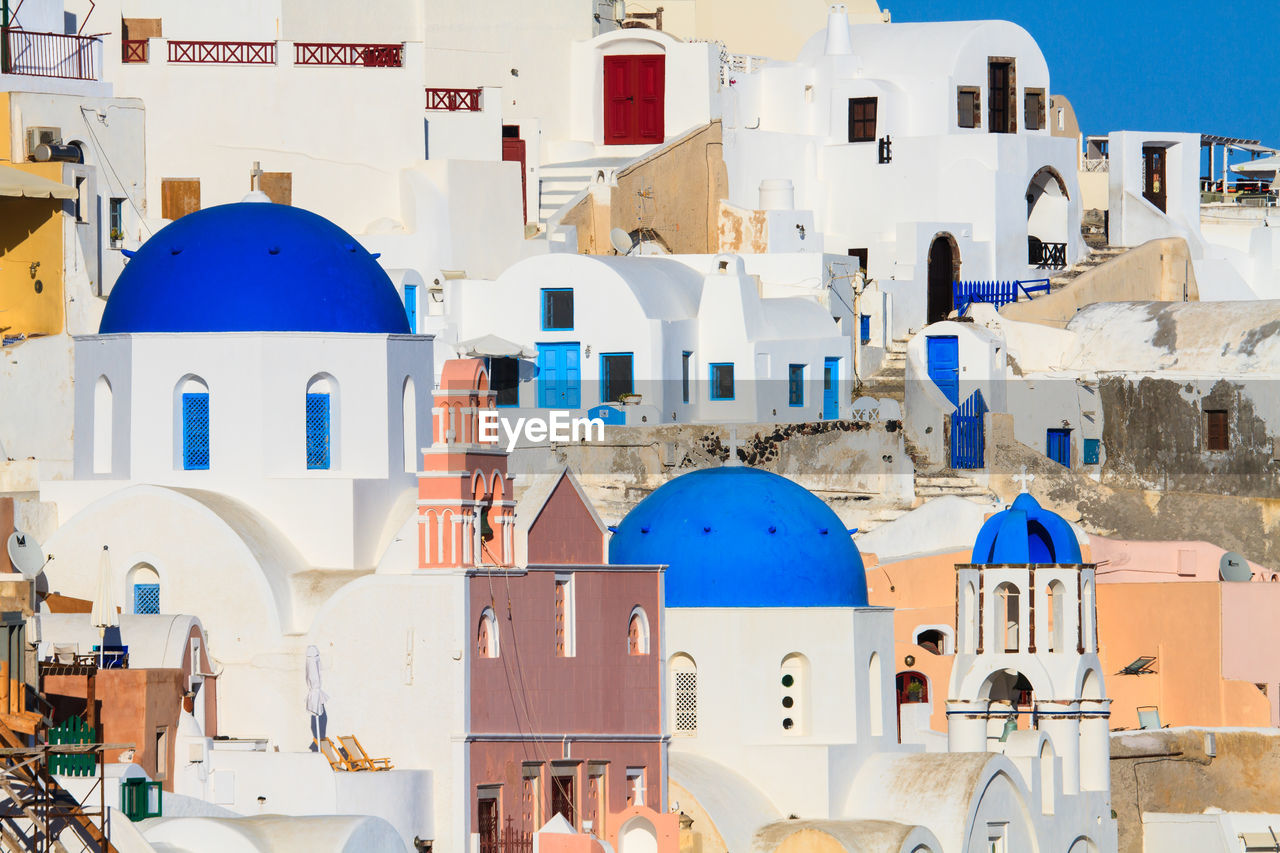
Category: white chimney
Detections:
[
  {"x1": 824, "y1": 4, "x2": 853, "y2": 56},
  {"x1": 759, "y1": 179, "x2": 795, "y2": 211}
]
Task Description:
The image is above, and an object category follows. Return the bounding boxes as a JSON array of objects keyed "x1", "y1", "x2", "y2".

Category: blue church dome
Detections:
[
  {"x1": 609, "y1": 467, "x2": 869, "y2": 608},
  {"x1": 971, "y1": 492, "x2": 1082, "y2": 564},
  {"x1": 99, "y1": 203, "x2": 411, "y2": 334}
]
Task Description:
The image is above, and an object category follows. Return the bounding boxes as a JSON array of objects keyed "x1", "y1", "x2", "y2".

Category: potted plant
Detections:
[
  {"x1": 109, "y1": 227, "x2": 124, "y2": 246},
  {"x1": 618, "y1": 393, "x2": 642, "y2": 405},
  {"x1": 905, "y1": 681, "x2": 923, "y2": 702}
]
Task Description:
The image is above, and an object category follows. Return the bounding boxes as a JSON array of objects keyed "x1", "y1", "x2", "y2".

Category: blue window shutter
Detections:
[
  {"x1": 1083, "y1": 438, "x2": 1100, "y2": 465},
  {"x1": 859, "y1": 314, "x2": 871, "y2": 344},
  {"x1": 306, "y1": 393, "x2": 331, "y2": 470},
  {"x1": 788, "y1": 364, "x2": 804, "y2": 406},
  {"x1": 133, "y1": 584, "x2": 160, "y2": 615},
  {"x1": 182, "y1": 393, "x2": 210, "y2": 470}
]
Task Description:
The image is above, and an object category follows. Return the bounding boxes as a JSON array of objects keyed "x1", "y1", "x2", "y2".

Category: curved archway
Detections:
[
  {"x1": 1026, "y1": 166, "x2": 1070, "y2": 269},
  {"x1": 926, "y1": 232, "x2": 960, "y2": 324},
  {"x1": 670, "y1": 653, "x2": 698, "y2": 734},
  {"x1": 93, "y1": 375, "x2": 113, "y2": 475},
  {"x1": 1046, "y1": 580, "x2": 1066, "y2": 652},
  {"x1": 628, "y1": 606, "x2": 650, "y2": 656},
  {"x1": 618, "y1": 815, "x2": 658, "y2": 853},
  {"x1": 477, "y1": 607, "x2": 499, "y2": 658}
]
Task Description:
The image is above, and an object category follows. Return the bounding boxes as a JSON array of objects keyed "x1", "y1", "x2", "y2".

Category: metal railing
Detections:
[
  {"x1": 294, "y1": 42, "x2": 403, "y2": 66},
  {"x1": 2, "y1": 28, "x2": 100, "y2": 80},
  {"x1": 121, "y1": 38, "x2": 148, "y2": 63},
  {"x1": 953, "y1": 278, "x2": 1052, "y2": 314},
  {"x1": 1030, "y1": 240, "x2": 1067, "y2": 270},
  {"x1": 168, "y1": 40, "x2": 276, "y2": 64},
  {"x1": 425, "y1": 87, "x2": 481, "y2": 111}
]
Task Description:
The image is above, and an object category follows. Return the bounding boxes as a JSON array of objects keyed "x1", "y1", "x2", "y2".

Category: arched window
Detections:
[
  {"x1": 670, "y1": 653, "x2": 697, "y2": 735},
  {"x1": 780, "y1": 653, "x2": 809, "y2": 735},
  {"x1": 869, "y1": 652, "x2": 884, "y2": 737},
  {"x1": 477, "y1": 607, "x2": 499, "y2": 658},
  {"x1": 913, "y1": 626, "x2": 953, "y2": 655},
  {"x1": 995, "y1": 582, "x2": 1020, "y2": 652},
  {"x1": 1046, "y1": 580, "x2": 1066, "y2": 652},
  {"x1": 402, "y1": 377, "x2": 417, "y2": 473},
  {"x1": 129, "y1": 564, "x2": 160, "y2": 615},
  {"x1": 93, "y1": 375, "x2": 112, "y2": 474},
  {"x1": 627, "y1": 607, "x2": 649, "y2": 656},
  {"x1": 177, "y1": 376, "x2": 210, "y2": 471},
  {"x1": 305, "y1": 375, "x2": 336, "y2": 470},
  {"x1": 1082, "y1": 578, "x2": 1096, "y2": 652},
  {"x1": 895, "y1": 671, "x2": 928, "y2": 705}
]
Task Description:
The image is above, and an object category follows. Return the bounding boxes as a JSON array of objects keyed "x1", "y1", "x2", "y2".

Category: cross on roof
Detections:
[
  {"x1": 1012, "y1": 465, "x2": 1034, "y2": 494},
  {"x1": 724, "y1": 427, "x2": 743, "y2": 467}
]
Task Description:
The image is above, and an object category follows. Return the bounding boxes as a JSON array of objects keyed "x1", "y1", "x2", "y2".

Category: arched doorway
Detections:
[
  {"x1": 926, "y1": 234, "x2": 959, "y2": 324},
  {"x1": 1026, "y1": 166, "x2": 1069, "y2": 269}
]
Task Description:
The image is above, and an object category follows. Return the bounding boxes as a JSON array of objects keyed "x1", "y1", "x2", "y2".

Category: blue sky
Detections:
[{"x1": 891, "y1": 1, "x2": 1280, "y2": 159}]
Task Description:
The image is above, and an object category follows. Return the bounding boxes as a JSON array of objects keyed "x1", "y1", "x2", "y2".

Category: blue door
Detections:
[
  {"x1": 404, "y1": 284, "x2": 417, "y2": 332},
  {"x1": 823, "y1": 357, "x2": 840, "y2": 419},
  {"x1": 1047, "y1": 428, "x2": 1071, "y2": 467},
  {"x1": 926, "y1": 335, "x2": 960, "y2": 407},
  {"x1": 537, "y1": 343, "x2": 581, "y2": 408}
]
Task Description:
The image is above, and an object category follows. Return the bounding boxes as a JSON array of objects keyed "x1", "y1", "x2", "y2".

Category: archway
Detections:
[
  {"x1": 1026, "y1": 166, "x2": 1069, "y2": 269},
  {"x1": 926, "y1": 234, "x2": 959, "y2": 324}
]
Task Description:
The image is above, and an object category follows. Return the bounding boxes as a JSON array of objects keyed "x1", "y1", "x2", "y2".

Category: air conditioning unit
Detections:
[{"x1": 25, "y1": 126, "x2": 61, "y2": 160}]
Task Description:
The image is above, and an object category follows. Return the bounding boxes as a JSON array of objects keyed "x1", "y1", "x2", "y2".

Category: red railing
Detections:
[
  {"x1": 294, "y1": 42, "x2": 403, "y2": 67},
  {"x1": 2, "y1": 28, "x2": 100, "y2": 80},
  {"x1": 426, "y1": 87, "x2": 481, "y2": 112},
  {"x1": 168, "y1": 40, "x2": 276, "y2": 65},
  {"x1": 121, "y1": 39, "x2": 148, "y2": 63}
]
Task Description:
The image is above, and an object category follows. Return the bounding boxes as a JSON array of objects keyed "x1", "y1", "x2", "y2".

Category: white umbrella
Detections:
[
  {"x1": 305, "y1": 645, "x2": 329, "y2": 718},
  {"x1": 1232, "y1": 155, "x2": 1280, "y2": 178},
  {"x1": 455, "y1": 334, "x2": 537, "y2": 359},
  {"x1": 90, "y1": 546, "x2": 119, "y2": 630}
]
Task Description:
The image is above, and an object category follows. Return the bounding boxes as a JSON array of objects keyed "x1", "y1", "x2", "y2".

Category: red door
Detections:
[
  {"x1": 603, "y1": 55, "x2": 665, "y2": 145},
  {"x1": 501, "y1": 130, "x2": 527, "y2": 223}
]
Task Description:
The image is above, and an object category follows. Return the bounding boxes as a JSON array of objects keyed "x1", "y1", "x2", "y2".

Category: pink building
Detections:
[{"x1": 419, "y1": 360, "x2": 674, "y2": 852}]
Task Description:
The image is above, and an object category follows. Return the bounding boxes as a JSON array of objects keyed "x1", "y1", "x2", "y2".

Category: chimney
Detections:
[{"x1": 824, "y1": 4, "x2": 853, "y2": 56}]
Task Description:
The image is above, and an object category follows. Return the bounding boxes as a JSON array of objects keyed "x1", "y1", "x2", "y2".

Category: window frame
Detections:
[
  {"x1": 541, "y1": 288, "x2": 574, "y2": 331},
  {"x1": 181, "y1": 392, "x2": 210, "y2": 471},
  {"x1": 957, "y1": 85, "x2": 981, "y2": 129},
  {"x1": 600, "y1": 352, "x2": 635, "y2": 404},
  {"x1": 1024, "y1": 87, "x2": 1046, "y2": 131},
  {"x1": 109, "y1": 197, "x2": 125, "y2": 247},
  {"x1": 681, "y1": 351, "x2": 692, "y2": 404},
  {"x1": 987, "y1": 57, "x2": 1017, "y2": 134},
  {"x1": 1205, "y1": 409, "x2": 1229, "y2": 451},
  {"x1": 847, "y1": 97, "x2": 878, "y2": 143},
  {"x1": 787, "y1": 364, "x2": 805, "y2": 407},
  {"x1": 489, "y1": 357, "x2": 520, "y2": 408},
  {"x1": 709, "y1": 363, "x2": 735, "y2": 401}
]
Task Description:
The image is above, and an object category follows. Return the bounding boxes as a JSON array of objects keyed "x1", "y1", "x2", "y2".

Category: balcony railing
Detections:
[
  {"x1": 426, "y1": 87, "x2": 481, "y2": 112},
  {"x1": 1029, "y1": 240, "x2": 1068, "y2": 270},
  {"x1": 295, "y1": 42, "x2": 403, "y2": 67},
  {"x1": 168, "y1": 40, "x2": 276, "y2": 65},
  {"x1": 2, "y1": 28, "x2": 100, "y2": 80},
  {"x1": 121, "y1": 38, "x2": 148, "y2": 63}
]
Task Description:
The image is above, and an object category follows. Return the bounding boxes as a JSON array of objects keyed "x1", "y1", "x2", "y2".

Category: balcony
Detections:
[
  {"x1": 121, "y1": 39, "x2": 148, "y2": 63},
  {"x1": 1, "y1": 28, "x2": 101, "y2": 80},
  {"x1": 294, "y1": 42, "x2": 403, "y2": 67},
  {"x1": 426, "y1": 87, "x2": 481, "y2": 112},
  {"x1": 167, "y1": 40, "x2": 276, "y2": 65}
]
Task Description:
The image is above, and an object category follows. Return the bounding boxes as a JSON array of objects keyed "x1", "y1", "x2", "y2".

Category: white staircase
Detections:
[{"x1": 538, "y1": 157, "x2": 633, "y2": 225}]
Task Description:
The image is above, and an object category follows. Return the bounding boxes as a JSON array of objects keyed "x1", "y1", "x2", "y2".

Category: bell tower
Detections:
[{"x1": 417, "y1": 359, "x2": 514, "y2": 569}]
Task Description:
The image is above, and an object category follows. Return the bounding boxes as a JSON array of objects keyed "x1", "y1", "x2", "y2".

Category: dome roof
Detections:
[
  {"x1": 99, "y1": 203, "x2": 411, "y2": 335},
  {"x1": 971, "y1": 493, "x2": 1081, "y2": 564},
  {"x1": 609, "y1": 467, "x2": 868, "y2": 607}
]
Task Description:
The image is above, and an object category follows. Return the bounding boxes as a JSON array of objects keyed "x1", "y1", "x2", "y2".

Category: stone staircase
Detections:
[
  {"x1": 856, "y1": 335, "x2": 911, "y2": 403},
  {"x1": 537, "y1": 157, "x2": 634, "y2": 225},
  {"x1": 1045, "y1": 245, "x2": 1129, "y2": 292}
]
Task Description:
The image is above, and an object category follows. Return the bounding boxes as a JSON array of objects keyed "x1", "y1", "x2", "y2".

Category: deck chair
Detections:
[
  {"x1": 1137, "y1": 705, "x2": 1162, "y2": 730},
  {"x1": 339, "y1": 735, "x2": 392, "y2": 771},
  {"x1": 315, "y1": 737, "x2": 354, "y2": 771}
]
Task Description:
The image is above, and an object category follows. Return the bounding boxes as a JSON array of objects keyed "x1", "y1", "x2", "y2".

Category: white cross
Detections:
[
  {"x1": 1012, "y1": 464, "x2": 1034, "y2": 494},
  {"x1": 724, "y1": 427, "x2": 743, "y2": 467}
]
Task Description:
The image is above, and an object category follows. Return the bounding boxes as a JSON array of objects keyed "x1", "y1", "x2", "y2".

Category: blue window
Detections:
[
  {"x1": 859, "y1": 314, "x2": 871, "y2": 344},
  {"x1": 133, "y1": 584, "x2": 159, "y2": 615},
  {"x1": 306, "y1": 393, "x2": 331, "y2": 470},
  {"x1": 601, "y1": 353, "x2": 634, "y2": 403},
  {"x1": 541, "y1": 288, "x2": 574, "y2": 331},
  {"x1": 182, "y1": 393, "x2": 210, "y2": 470},
  {"x1": 404, "y1": 284, "x2": 417, "y2": 332},
  {"x1": 788, "y1": 364, "x2": 805, "y2": 406},
  {"x1": 681, "y1": 351, "x2": 692, "y2": 403},
  {"x1": 709, "y1": 363, "x2": 734, "y2": 401},
  {"x1": 1083, "y1": 438, "x2": 1100, "y2": 465},
  {"x1": 1047, "y1": 428, "x2": 1071, "y2": 467}
]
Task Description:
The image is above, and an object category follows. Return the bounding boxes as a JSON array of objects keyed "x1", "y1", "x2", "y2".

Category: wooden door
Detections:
[
  {"x1": 1143, "y1": 145, "x2": 1167, "y2": 212},
  {"x1": 161, "y1": 178, "x2": 200, "y2": 221},
  {"x1": 987, "y1": 59, "x2": 1015, "y2": 134},
  {"x1": 603, "y1": 55, "x2": 665, "y2": 145},
  {"x1": 501, "y1": 128, "x2": 527, "y2": 222},
  {"x1": 550, "y1": 773, "x2": 575, "y2": 826},
  {"x1": 477, "y1": 798, "x2": 499, "y2": 853},
  {"x1": 927, "y1": 236, "x2": 956, "y2": 323}
]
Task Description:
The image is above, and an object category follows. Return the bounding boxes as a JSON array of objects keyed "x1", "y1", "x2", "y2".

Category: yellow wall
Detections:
[
  {"x1": 0, "y1": 93, "x2": 11, "y2": 162},
  {"x1": 0, "y1": 162, "x2": 66, "y2": 337}
]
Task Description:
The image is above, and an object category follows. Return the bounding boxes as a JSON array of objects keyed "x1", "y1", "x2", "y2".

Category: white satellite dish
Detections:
[
  {"x1": 1220, "y1": 551, "x2": 1251, "y2": 582},
  {"x1": 609, "y1": 227, "x2": 634, "y2": 255},
  {"x1": 6, "y1": 530, "x2": 46, "y2": 580}
]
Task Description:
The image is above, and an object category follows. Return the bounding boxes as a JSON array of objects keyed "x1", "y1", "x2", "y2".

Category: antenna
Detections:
[
  {"x1": 6, "y1": 530, "x2": 47, "y2": 580},
  {"x1": 1219, "y1": 551, "x2": 1251, "y2": 582},
  {"x1": 609, "y1": 228, "x2": 634, "y2": 255}
]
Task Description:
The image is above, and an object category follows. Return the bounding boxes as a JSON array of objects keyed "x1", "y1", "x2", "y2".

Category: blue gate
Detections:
[{"x1": 950, "y1": 389, "x2": 987, "y2": 469}]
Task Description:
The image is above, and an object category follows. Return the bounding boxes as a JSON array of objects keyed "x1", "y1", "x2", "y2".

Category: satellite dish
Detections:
[
  {"x1": 1220, "y1": 551, "x2": 1251, "y2": 582},
  {"x1": 609, "y1": 228, "x2": 634, "y2": 255},
  {"x1": 6, "y1": 530, "x2": 46, "y2": 580}
]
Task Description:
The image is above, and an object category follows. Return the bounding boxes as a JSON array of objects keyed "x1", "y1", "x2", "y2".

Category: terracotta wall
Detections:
[{"x1": 526, "y1": 478, "x2": 605, "y2": 565}]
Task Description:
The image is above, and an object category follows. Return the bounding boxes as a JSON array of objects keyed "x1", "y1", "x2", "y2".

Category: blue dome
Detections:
[
  {"x1": 609, "y1": 467, "x2": 868, "y2": 608},
  {"x1": 971, "y1": 492, "x2": 1082, "y2": 564},
  {"x1": 99, "y1": 203, "x2": 411, "y2": 334}
]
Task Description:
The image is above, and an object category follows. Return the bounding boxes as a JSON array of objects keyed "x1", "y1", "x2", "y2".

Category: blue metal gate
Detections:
[{"x1": 950, "y1": 389, "x2": 987, "y2": 469}]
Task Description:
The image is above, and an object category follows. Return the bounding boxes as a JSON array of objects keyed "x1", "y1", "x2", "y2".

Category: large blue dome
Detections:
[
  {"x1": 971, "y1": 492, "x2": 1082, "y2": 564},
  {"x1": 99, "y1": 203, "x2": 411, "y2": 334},
  {"x1": 609, "y1": 467, "x2": 868, "y2": 607}
]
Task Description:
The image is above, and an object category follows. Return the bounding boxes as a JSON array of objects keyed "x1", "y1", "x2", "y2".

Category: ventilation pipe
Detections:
[
  {"x1": 824, "y1": 4, "x2": 853, "y2": 56},
  {"x1": 759, "y1": 179, "x2": 795, "y2": 211}
]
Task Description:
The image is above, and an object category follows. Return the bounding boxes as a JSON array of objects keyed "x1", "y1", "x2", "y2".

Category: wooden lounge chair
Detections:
[
  {"x1": 315, "y1": 737, "x2": 354, "y2": 771},
  {"x1": 339, "y1": 735, "x2": 392, "y2": 771}
]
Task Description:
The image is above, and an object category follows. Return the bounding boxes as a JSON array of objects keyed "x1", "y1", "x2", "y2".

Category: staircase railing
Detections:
[{"x1": 952, "y1": 279, "x2": 1051, "y2": 315}]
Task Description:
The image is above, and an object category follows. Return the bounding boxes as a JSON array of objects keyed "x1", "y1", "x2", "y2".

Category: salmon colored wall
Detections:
[
  {"x1": 527, "y1": 477, "x2": 604, "y2": 565},
  {"x1": 45, "y1": 668, "x2": 185, "y2": 790},
  {"x1": 1091, "y1": 537, "x2": 1277, "y2": 583},
  {"x1": 0, "y1": 163, "x2": 66, "y2": 337}
]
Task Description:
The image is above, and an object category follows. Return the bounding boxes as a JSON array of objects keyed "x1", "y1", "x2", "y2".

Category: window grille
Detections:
[
  {"x1": 674, "y1": 671, "x2": 698, "y2": 732},
  {"x1": 306, "y1": 393, "x2": 331, "y2": 469},
  {"x1": 182, "y1": 393, "x2": 210, "y2": 470},
  {"x1": 134, "y1": 584, "x2": 160, "y2": 615}
]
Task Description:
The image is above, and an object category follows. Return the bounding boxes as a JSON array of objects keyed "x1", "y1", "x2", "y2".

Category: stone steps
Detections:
[
  {"x1": 537, "y1": 158, "x2": 632, "y2": 225},
  {"x1": 1047, "y1": 246, "x2": 1129, "y2": 291}
]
